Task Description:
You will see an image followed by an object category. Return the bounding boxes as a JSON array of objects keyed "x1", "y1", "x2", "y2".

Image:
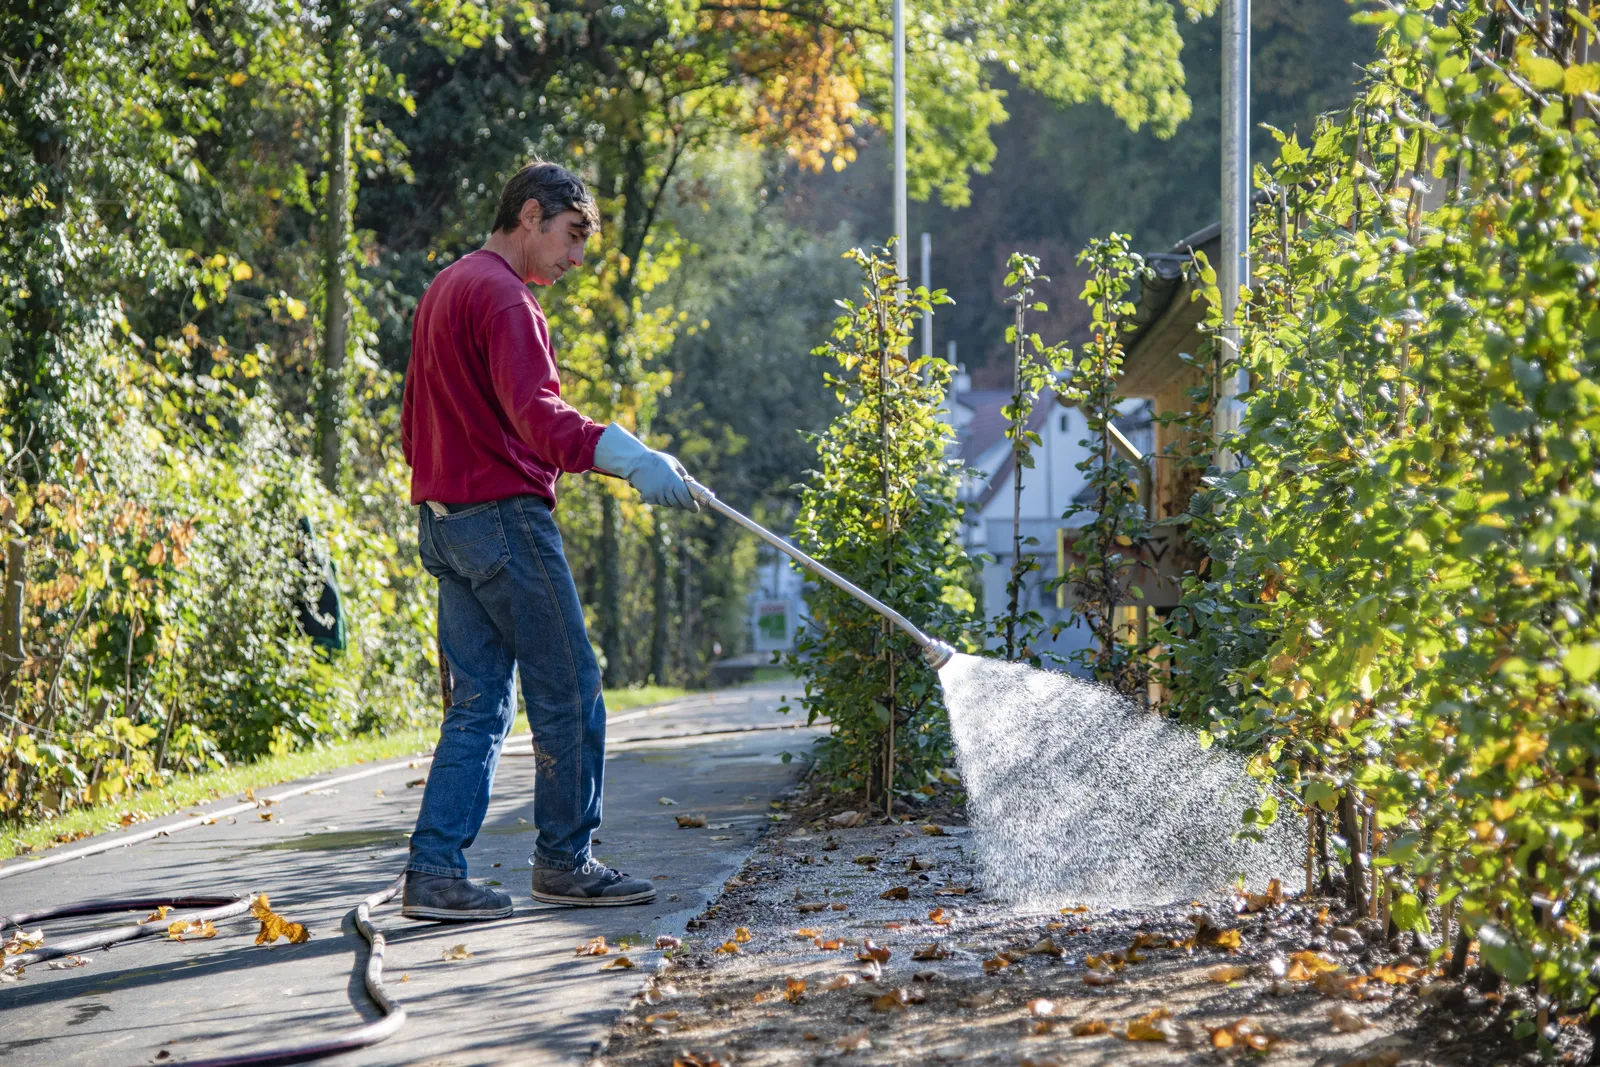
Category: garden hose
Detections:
[{"x1": 2, "y1": 874, "x2": 408, "y2": 1066}]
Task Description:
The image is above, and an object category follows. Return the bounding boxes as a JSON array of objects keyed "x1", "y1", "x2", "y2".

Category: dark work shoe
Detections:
[
  {"x1": 401, "y1": 872, "x2": 513, "y2": 921},
  {"x1": 530, "y1": 859, "x2": 657, "y2": 907}
]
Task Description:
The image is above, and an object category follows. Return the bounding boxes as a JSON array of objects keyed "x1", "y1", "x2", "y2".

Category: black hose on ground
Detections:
[{"x1": 2, "y1": 873, "x2": 408, "y2": 1066}]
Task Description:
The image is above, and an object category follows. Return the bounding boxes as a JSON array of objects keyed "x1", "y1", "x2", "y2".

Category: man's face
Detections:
[{"x1": 519, "y1": 205, "x2": 590, "y2": 286}]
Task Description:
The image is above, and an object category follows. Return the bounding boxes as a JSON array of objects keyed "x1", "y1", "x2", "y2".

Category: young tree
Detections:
[{"x1": 787, "y1": 245, "x2": 970, "y2": 811}]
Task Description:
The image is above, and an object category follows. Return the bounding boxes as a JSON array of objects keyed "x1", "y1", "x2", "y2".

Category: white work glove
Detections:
[{"x1": 593, "y1": 424, "x2": 699, "y2": 511}]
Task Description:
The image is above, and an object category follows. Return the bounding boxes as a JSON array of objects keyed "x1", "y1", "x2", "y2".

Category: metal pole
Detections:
[
  {"x1": 920, "y1": 231, "x2": 932, "y2": 357},
  {"x1": 1216, "y1": 0, "x2": 1250, "y2": 469},
  {"x1": 893, "y1": 0, "x2": 908, "y2": 288},
  {"x1": 682, "y1": 476, "x2": 955, "y2": 670}
]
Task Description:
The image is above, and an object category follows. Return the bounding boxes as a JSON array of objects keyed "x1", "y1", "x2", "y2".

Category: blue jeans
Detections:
[{"x1": 407, "y1": 495, "x2": 606, "y2": 878}]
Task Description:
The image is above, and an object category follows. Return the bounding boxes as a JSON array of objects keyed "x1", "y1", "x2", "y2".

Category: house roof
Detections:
[
  {"x1": 954, "y1": 389, "x2": 1023, "y2": 463},
  {"x1": 966, "y1": 390, "x2": 1059, "y2": 513}
]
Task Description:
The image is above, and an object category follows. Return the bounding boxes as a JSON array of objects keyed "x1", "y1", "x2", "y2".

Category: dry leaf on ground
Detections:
[
  {"x1": 871, "y1": 987, "x2": 910, "y2": 1012},
  {"x1": 912, "y1": 943, "x2": 950, "y2": 960},
  {"x1": 920, "y1": 824, "x2": 947, "y2": 836},
  {"x1": 1208, "y1": 963, "x2": 1250, "y2": 982},
  {"x1": 1083, "y1": 969, "x2": 1118, "y2": 986},
  {"x1": 1209, "y1": 1017, "x2": 1273, "y2": 1050},
  {"x1": 797, "y1": 902, "x2": 828, "y2": 913},
  {"x1": 1286, "y1": 950, "x2": 1340, "y2": 980},
  {"x1": 141, "y1": 905, "x2": 171, "y2": 924},
  {"x1": 442, "y1": 943, "x2": 473, "y2": 961},
  {"x1": 785, "y1": 976, "x2": 806, "y2": 1003},
  {"x1": 47, "y1": 955, "x2": 91, "y2": 969},
  {"x1": 576, "y1": 936, "x2": 610, "y2": 956},
  {"x1": 168, "y1": 919, "x2": 218, "y2": 941},
  {"x1": 714, "y1": 940, "x2": 742, "y2": 954},
  {"x1": 1237, "y1": 878, "x2": 1285, "y2": 913},
  {"x1": 657, "y1": 797, "x2": 677, "y2": 805},
  {"x1": 856, "y1": 940, "x2": 890, "y2": 964},
  {"x1": 602, "y1": 956, "x2": 636, "y2": 970},
  {"x1": 251, "y1": 894, "x2": 309, "y2": 945},
  {"x1": 733, "y1": 926, "x2": 753, "y2": 943},
  {"x1": 828, "y1": 810, "x2": 864, "y2": 828},
  {"x1": 3, "y1": 929, "x2": 43, "y2": 955},
  {"x1": 934, "y1": 885, "x2": 972, "y2": 896},
  {"x1": 1072, "y1": 1018, "x2": 1110, "y2": 1036},
  {"x1": 818, "y1": 974, "x2": 857, "y2": 992},
  {"x1": 1122, "y1": 1007, "x2": 1172, "y2": 1042},
  {"x1": 879, "y1": 886, "x2": 909, "y2": 900},
  {"x1": 675, "y1": 814, "x2": 707, "y2": 828},
  {"x1": 1026, "y1": 937, "x2": 1065, "y2": 957},
  {"x1": 927, "y1": 908, "x2": 951, "y2": 925},
  {"x1": 834, "y1": 1027, "x2": 871, "y2": 1051},
  {"x1": 1329, "y1": 1004, "x2": 1369, "y2": 1032},
  {"x1": 656, "y1": 935, "x2": 682, "y2": 951},
  {"x1": 793, "y1": 927, "x2": 822, "y2": 939}
]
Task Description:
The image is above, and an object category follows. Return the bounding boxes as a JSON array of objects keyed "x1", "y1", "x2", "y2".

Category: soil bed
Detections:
[{"x1": 593, "y1": 786, "x2": 1592, "y2": 1066}]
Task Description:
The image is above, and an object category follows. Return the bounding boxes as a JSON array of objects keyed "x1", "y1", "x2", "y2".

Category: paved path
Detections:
[{"x1": 0, "y1": 682, "x2": 819, "y2": 1066}]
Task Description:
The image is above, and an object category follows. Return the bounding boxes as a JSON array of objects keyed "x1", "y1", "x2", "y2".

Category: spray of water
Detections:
[{"x1": 938, "y1": 653, "x2": 1303, "y2": 908}]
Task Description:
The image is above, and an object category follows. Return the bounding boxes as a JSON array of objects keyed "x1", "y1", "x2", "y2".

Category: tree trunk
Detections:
[
  {"x1": 599, "y1": 491, "x2": 624, "y2": 687},
  {"x1": 0, "y1": 487, "x2": 25, "y2": 710},
  {"x1": 317, "y1": 0, "x2": 352, "y2": 491},
  {"x1": 649, "y1": 513, "x2": 669, "y2": 684},
  {"x1": 1005, "y1": 297, "x2": 1024, "y2": 660},
  {"x1": 1338, "y1": 790, "x2": 1369, "y2": 915}
]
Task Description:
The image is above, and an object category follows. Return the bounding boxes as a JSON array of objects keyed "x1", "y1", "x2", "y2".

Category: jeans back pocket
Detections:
[{"x1": 432, "y1": 502, "x2": 511, "y2": 581}]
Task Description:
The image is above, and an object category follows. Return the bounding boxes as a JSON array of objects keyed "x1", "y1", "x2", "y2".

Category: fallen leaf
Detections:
[
  {"x1": 1083, "y1": 969, "x2": 1118, "y2": 986},
  {"x1": 1208, "y1": 964, "x2": 1250, "y2": 983},
  {"x1": 575, "y1": 937, "x2": 610, "y2": 956},
  {"x1": 1315, "y1": 971, "x2": 1371, "y2": 1000},
  {"x1": 1027, "y1": 937, "x2": 1065, "y2": 957},
  {"x1": 734, "y1": 926, "x2": 753, "y2": 943},
  {"x1": 1072, "y1": 1018, "x2": 1110, "y2": 1036},
  {"x1": 46, "y1": 955, "x2": 90, "y2": 969},
  {"x1": 442, "y1": 943, "x2": 473, "y2": 961},
  {"x1": 857, "y1": 940, "x2": 891, "y2": 964},
  {"x1": 1122, "y1": 1007, "x2": 1172, "y2": 1042},
  {"x1": 1237, "y1": 877, "x2": 1284, "y2": 914},
  {"x1": 828, "y1": 810, "x2": 864, "y2": 828},
  {"x1": 1329, "y1": 1004, "x2": 1369, "y2": 1032},
  {"x1": 882, "y1": 921, "x2": 903, "y2": 930},
  {"x1": 714, "y1": 940, "x2": 742, "y2": 955},
  {"x1": 830, "y1": 903, "x2": 847, "y2": 911},
  {"x1": 853, "y1": 854, "x2": 881, "y2": 867},
  {"x1": 794, "y1": 927, "x2": 823, "y2": 939},
  {"x1": 250, "y1": 894, "x2": 310, "y2": 945},
  {"x1": 658, "y1": 797, "x2": 678, "y2": 805},
  {"x1": 1286, "y1": 950, "x2": 1340, "y2": 980},
  {"x1": 1370, "y1": 962, "x2": 1421, "y2": 985},
  {"x1": 957, "y1": 988, "x2": 998, "y2": 1008},
  {"x1": 675, "y1": 814, "x2": 707, "y2": 828},
  {"x1": 872, "y1": 987, "x2": 910, "y2": 1012},
  {"x1": 1209, "y1": 1017, "x2": 1273, "y2": 1051},
  {"x1": 671, "y1": 1055, "x2": 727, "y2": 1067},
  {"x1": 406, "y1": 777, "x2": 426, "y2": 788},
  {"x1": 141, "y1": 905, "x2": 171, "y2": 925},
  {"x1": 815, "y1": 938, "x2": 844, "y2": 950},
  {"x1": 602, "y1": 956, "x2": 635, "y2": 970},
  {"x1": 981, "y1": 955, "x2": 1010, "y2": 973},
  {"x1": 655, "y1": 935, "x2": 682, "y2": 951},
  {"x1": 797, "y1": 902, "x2": 828, "y2": 913},
  {"x1": 834, "y1": 1027, "x2": 871, "y2": 1051},
  {"x1": 880, "y1": 886, "x2": 910, "y2": 901},
  {"x1": 928, "y1": 908, "x2": 951, "y2": 926},
  {"x1": 912, "y1": 943, "x2": 950, "y2": 961},
  {"x1": 167, "y1": 919, "x2": 219, "y2": 941},
  {"x1": 258, "y1": 812, "x2": 274, "y2": 822},
  {"x1": 1316, "y1": 905, "x2": 1330, "y2": 925},
  {"x1": 645, "y1": 1010, "x2": 680, "y2": 1023},
  {"x1": 934, "y1": 885, "x2": 972, "y2": 896},
  {"x1": 785, "y1": 976, "x2": 806, "y2": 1002},
  {"x1": 818, "y1": 974, "x2": 857, "y2": 991},
  {"x1": 1060, "y1": 905, "x2": 1090, "y2": 915},
  {"x1": 906, "y1": 857, "x2": 932, "y2": 871},
  {"x1": 920, "y1": 823, "x2": 947, "y2": 836}
]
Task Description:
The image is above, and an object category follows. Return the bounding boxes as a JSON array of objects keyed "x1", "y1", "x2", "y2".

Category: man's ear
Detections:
[{"x1": 519, "y1": 198, "x2": 544, "y2": 232}]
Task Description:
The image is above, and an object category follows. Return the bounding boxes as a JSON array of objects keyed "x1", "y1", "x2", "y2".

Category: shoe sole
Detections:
[
  {"x1": 529, "y1": 888, "x2": 657, "y2": 907},
  {"x1": 400, "y1": 905, "x2": 513, "y2": 921}
]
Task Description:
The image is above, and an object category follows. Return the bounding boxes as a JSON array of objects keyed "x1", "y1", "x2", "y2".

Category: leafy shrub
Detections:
[
  {"x1": 786, "y1": 245, "x2": 973, "y2": 807},
  {"x1": 1155, "y1": 0, "x2": 1600, "y2": 1018}
]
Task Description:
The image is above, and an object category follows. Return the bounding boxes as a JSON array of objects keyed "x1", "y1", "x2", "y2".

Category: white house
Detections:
[{"x1": 944, "y1": 367, "x2": 1152, "y2": 669}]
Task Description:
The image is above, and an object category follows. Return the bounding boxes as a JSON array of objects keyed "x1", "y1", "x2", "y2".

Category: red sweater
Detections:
[{"x1": 402, "y1": 250, "x2": 604, "y2": 505}]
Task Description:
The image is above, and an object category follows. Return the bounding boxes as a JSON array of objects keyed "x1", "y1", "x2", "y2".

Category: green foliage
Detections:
[
  {"x1": 786, "y1": 245, "x2": 972, "y2": 804},
  {"x1": 1157, "y1": 0, "x2": 1600, "y2": 1013},
  {"x1": 984, "y1": 253, "x2": 1073, "y2": 665},
  {"x1": 1059, "y1": 236, "x2": 1154, "y2": 694}
]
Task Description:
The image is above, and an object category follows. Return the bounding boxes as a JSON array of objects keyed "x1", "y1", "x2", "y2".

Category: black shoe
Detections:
[
  {"x1": 401, "y1": 872, "x2": 513, "y2": 921},
  {"x1": 530, "y1": 859, "x2": 657, "y2": 907}
]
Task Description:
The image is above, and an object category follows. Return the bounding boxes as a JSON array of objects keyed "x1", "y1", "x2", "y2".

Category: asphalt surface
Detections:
[{"x1": 0, "y1": 681, "x2": 819, "y2": 1066}]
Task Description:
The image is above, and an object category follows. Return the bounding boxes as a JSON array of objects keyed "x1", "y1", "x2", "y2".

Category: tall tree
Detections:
[{"x1": 318, "y1": 0, "x2": 356, "y2": 489}]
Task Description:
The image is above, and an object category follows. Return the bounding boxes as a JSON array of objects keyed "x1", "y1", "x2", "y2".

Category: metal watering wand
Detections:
[{"x1": 680, "y1": 475, "x2": 957, "y2": 671}]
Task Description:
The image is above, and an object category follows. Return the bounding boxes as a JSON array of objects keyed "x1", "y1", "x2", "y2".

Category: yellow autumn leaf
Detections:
[
  {"x1": 251, "y1": 893, "x2": 310, "y2": 945},
  {"x1": 602, "y1": 955, "x2": 635, "y2": 970},
  {"x1": 1208, "y1": 964, "x2": 1249, "y2": 982}
]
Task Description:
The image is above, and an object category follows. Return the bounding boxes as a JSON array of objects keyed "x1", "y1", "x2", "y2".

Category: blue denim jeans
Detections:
[{"x1": 407, "y1": 495, "x2": 606, "y2": 878}]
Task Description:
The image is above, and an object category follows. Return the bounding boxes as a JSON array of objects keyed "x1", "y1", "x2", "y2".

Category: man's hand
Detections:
[{"x1": 593, "y1": 424, "x2": 699, "y2": 510}]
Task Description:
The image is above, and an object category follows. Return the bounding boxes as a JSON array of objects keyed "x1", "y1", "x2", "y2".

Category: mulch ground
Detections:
[{"x1": 591, "y1": 784, "x2": 1593, "y2": 1067}]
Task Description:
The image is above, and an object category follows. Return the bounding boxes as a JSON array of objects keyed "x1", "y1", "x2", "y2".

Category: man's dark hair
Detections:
[{"x1": 492, "y1": 161, "x2": 601, "y2": 236}]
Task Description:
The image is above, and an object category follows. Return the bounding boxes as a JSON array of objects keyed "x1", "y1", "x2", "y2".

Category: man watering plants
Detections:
[{"x1": 398, "y1": 161, "x2": 697, "y2": 921}]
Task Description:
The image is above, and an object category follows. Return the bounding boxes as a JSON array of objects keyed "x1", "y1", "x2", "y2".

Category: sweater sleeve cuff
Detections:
[{"x1": 572, "y1": 420, "x2": 607, "y2": 473}]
